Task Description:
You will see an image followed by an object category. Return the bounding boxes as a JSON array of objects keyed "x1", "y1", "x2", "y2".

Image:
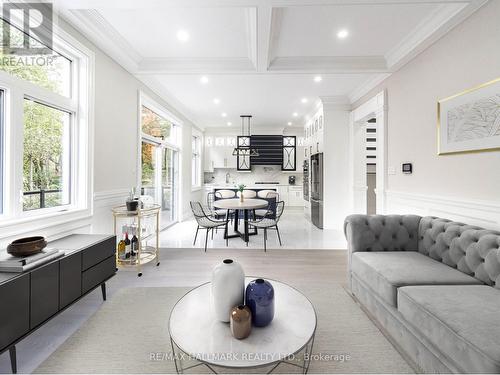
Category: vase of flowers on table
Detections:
[{"x1": 238, "y1": 184, "x2": 246, "y2": 203}]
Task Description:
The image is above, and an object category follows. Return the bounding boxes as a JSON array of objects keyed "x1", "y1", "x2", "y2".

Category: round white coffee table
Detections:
[
  {"x1": 169, "y1": 277, "x2": 317, "y2": 374},
  {"x1": 213, "y1": 198, "x2": 269, "y2": 244}
]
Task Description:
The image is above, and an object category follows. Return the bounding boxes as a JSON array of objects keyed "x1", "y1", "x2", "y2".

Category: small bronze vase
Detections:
[{"x1": 230, "y1": 305, "x2": 252, "y2": 339}]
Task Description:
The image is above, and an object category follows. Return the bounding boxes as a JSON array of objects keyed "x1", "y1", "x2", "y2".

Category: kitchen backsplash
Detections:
[{"x1": 204, "y1": 166, "x2": 303, "y2": 186}]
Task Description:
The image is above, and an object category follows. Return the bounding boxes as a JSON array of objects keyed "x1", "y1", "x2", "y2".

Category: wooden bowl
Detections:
[{"x1": 7, "y1": 236, "x2": 47, "y2": 257}]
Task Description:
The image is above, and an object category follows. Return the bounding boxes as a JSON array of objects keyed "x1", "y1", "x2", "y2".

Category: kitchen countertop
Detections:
[{"x1": 204, "y1": 184, "x2": 302, "y2": 189}]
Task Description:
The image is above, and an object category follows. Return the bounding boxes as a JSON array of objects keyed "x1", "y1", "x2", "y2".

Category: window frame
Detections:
[
  {"x1": 191, "y1": 134, "x2": 201, "y2": 189},
  {"x1": 0, "y1": 19, "x2": 94, "y2": 239},
  {"x1": 137, "y1": 92, "x2": 183, "y2": 223}
]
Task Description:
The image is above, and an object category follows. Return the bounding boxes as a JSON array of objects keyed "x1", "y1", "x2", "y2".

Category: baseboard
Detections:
[{"x1": 385, "y1": 190, "x2": 500, "y2": 230}]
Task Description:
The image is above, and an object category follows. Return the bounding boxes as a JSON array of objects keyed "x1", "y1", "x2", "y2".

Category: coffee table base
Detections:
[{"x1": 170, "y1": 333, "x2": 315, "y2": 374}]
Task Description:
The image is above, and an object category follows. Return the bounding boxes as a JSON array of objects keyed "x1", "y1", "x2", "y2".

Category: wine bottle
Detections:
[
  {"x1": 117, "y1": 238, "x2": 126, "y2": 260},
  {"x1": 124, "y1": 233, "x2": 131, "y2": 259},
  {"x1": 131, "y1": 233, "x2": 138, "y2": 258}
]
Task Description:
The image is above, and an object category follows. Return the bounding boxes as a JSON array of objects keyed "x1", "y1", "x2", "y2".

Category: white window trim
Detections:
[
  {"x1": 191, "y1": 128, "x2": 202, "y2": 190},
  {"x1": 0, "y1": 22, "x2": 95, "y2": 243}
]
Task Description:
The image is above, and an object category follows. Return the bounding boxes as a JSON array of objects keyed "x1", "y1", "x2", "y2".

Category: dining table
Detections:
[{"x1": 213, "y1": 198, "x2": 269, "y2": 244}]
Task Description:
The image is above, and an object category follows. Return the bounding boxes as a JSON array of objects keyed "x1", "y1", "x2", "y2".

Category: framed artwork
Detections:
[{"x1": 438, "y1": 77, "x2": 500, "y2": 155}]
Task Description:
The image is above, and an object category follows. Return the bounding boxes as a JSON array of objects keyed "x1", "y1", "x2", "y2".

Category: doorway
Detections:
[
  {"x1": 140, "y1": 99, "x2": 181, "y2": 229},
  {"x1": 349, "y1": 91, "x2": 387, "y2": 215}
]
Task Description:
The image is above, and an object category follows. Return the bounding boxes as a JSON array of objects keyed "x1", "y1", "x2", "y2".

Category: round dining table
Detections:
[{"x1": 213, "y1": 198, "x2": 268, "y2": 244}]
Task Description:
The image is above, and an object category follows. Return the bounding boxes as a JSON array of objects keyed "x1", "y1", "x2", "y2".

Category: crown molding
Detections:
[
  {"x1": 385, "y1": 0, "x2": 488, "y2": 71},
  {"x1": 61, "y1": 9, "x2": 141, "y2": 73},
  {"x1": 348, "y1": 73, "x2": 391, "y2": 104},
  {"x1": 268, "y1": 56, "x2": 388, "y2": 73},
  {"x1": 319, "y1": 95, "x2": 351, "y2": 110},
  {"x1": 137, "y1": 75, "x2": 202, "y2": 129}
]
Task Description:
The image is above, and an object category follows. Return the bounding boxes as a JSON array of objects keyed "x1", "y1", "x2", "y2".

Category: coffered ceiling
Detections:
[{"x1": 55, "y1": 0, "x2": 487, "y2": 128}]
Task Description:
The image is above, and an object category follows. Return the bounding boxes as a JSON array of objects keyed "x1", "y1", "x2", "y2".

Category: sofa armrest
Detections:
[{"x1": 344, "y1": 214, "x2": 421, "y2": 254}]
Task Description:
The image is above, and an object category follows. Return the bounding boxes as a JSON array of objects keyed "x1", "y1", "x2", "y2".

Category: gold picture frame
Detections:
[{"x1": 437, "y1": 77, "x2": 500, "y2": 155}]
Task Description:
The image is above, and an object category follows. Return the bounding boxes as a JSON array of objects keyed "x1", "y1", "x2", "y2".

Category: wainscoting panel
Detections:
[
  {"x1": 92, "y1": 189, "x2": 130, "y2": 233},
  {"x1": 385, "y1": 190, "x2": 500, "y2": 230}
]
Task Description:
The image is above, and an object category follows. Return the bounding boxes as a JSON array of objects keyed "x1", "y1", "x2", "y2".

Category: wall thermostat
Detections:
[{"x1": 402, "y1": 163, "x2": 413, "y2": 174}]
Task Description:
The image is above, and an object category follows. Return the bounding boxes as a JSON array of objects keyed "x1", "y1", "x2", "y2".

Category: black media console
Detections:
[{"x1": 0, "y1": 234, "x2": 116, "y2": 373}]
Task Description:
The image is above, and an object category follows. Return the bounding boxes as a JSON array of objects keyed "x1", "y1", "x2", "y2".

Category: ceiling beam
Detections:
[
  {"x1": 269, "y1": 56, "x2": 389, "y2": 73},
  {"x1": 256, "y1": 5, "x2": 272, "y2": 71},
  {"x1": 54, "y1": 0, "x2": 476, "y2": 10}
]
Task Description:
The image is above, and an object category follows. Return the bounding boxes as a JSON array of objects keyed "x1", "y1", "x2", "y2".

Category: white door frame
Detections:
[{"x1": 349, "y1": 90, "x2": 387, "y2": 214}]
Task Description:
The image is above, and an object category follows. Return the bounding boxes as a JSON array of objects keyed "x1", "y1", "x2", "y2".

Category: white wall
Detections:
[
  {"x1": 58, "y1": 19, "x2": 202, "y2": 235},
  {"x1": 353, "y1": 0, "x2": 500, "y2": 229},
  {"x1": 322, "y1": 104, "x2": 351, "y2": 230}
]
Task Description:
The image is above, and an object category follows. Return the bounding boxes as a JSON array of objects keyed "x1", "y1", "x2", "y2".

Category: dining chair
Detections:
[
  {"x1": 248, "y1": 201, "x2": 285, "y2": 252},
  {"x1": 254, "y1": 191, "x2": 279, "y2": 218},
  {"x1": 207, "y1": 192, "x2": 227, "y2": 220},
  {"x1": 190, "y1": 201, "x2": 228, "y2": 252},
  {"x1": 216, "y1": 189, "x2": 236, "y2": 198},
  {"x1": 236, "y1": 189, "x2": 257, "y2": 198}
]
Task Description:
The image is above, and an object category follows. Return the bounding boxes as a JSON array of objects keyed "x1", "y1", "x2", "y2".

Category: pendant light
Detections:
[{"x1": 232, "y1": 115, "x2": 259, "y2": 157}]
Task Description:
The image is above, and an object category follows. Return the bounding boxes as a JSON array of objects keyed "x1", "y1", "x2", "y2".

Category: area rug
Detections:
[{"x1": 34, "y1": 285, "x2": 414, "y2": 374}]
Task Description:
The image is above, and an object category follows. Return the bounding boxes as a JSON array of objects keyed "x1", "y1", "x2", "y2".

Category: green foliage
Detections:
[
  {"x1": 0, "y1": 20, "x2": 69, "y2": 210},
  {"x1": 238, "y1": 184, "x2": 246, "y2": 192}
]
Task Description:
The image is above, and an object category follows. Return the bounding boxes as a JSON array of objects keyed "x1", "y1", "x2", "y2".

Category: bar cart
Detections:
[{"x1": 112, "y1": 204, "x2": 161, "y2": 277}]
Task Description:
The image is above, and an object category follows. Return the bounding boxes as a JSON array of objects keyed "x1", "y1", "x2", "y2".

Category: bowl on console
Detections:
[{"x1": 7, "y1": 236, "x2": 47, "y2": 257}]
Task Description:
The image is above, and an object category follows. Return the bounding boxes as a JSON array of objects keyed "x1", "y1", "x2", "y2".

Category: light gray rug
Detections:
[{"x1": 34, "y1": 285, "x2": 414, "y2": 374}]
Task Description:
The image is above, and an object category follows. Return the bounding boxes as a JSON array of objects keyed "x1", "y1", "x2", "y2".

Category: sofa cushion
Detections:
[
  {"x1": 418, "y1": 217, "x2": 500, "y2": 284},
  {"x1": 398, "y1": 285, "x2": 500, "y2": 373},
  {"x1": 345, "y1": 214, "x2": 421, "y2": 253},
  {"x1": 351, "y1": 251, "x2": 482, "y2": 307}
]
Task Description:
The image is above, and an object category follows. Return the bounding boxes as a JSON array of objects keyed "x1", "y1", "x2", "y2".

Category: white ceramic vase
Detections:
[{"x1": 211, "y1": 259, "x2": 245, "y2": 322}]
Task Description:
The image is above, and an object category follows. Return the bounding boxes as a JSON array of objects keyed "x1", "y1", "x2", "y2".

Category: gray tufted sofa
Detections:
[{"x1": 344, "y1": 214, "x2": 500, "y2": 374}]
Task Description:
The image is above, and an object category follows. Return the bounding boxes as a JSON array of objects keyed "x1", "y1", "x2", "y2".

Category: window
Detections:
[
  {"x1": 0, "y1": 19, "x2": 71, "y2": 97},
  {"x1": 23, "y1": 99, "x2": 71, "y2": 211},
  {"x1": 0, "y1": 10, "x2": 92, "y2": 229},
  {"x1": 141, "y1": 105, "x2": 177, "y2": 144},
  {"x1": 140, "y1": 96, "x2": 181, "y2": 228},
  {"x1": 192, "y1": 135, "x2": 200, "y2": 188}
]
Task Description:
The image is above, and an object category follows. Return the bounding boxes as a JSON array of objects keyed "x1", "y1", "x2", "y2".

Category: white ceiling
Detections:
[{"x1": 56, "y1": 0, "x2": 487, "y2": 129}]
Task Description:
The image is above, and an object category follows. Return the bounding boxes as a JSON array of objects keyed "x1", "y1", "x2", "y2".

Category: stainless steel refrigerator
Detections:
[{"x1": 310, "y1": 153, "x2": 323, "y2": 229}]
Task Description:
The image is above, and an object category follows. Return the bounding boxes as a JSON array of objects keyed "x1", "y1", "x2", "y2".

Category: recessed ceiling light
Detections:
[
  {"x1": 221, "y1": 112, "x2": 227, "y2": 118},
  {"x1": 213, "y1": 98, "x2": 220, "y2": 104},
  {"x1": 287, "y1": 122, "x2": 292, "y2": 126},
  {"x1": 301, "y1": 98, "x2": 308, "y2": 104},
  {"x1": 337, "y1": 29, "x2": 349, "y2": 39},
  {"x1": 292, "y1": 112, "x2": 298, "y2": 117},
  {"x1": 313, "y1": 76, "x2": 322, "y2": 83},
  {"x1": 177, "y1": 29, "x2": 190, "y2": 42},
  {"x1": 227, "y1": 122, "x2": 232, "y2": 126},
  {"x1": 200, "y1": 76, "x2": 209, "y2": 84}
]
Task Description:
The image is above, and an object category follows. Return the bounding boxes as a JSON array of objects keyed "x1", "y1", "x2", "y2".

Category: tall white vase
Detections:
[{"x1": 211, "y1": 259, "x2": 245, "y2": 322}]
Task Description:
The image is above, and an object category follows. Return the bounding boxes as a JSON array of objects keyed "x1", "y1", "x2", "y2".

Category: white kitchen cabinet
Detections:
[
  {"x1": 288, "y1": 186, "x2": 304, "y2": 207},
  {"x1": 204, "y1": 146, "x2": 236, "y2": 171}
]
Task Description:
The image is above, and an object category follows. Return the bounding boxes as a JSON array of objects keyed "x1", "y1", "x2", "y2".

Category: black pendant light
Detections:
[{"x1": 232, "y1": 115, "x2": 259, "y2": 156}]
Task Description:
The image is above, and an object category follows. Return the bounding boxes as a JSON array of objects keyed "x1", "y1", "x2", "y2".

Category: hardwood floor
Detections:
[{"x1": 0, "y1": 248, "x2": 347, "y2": 374}]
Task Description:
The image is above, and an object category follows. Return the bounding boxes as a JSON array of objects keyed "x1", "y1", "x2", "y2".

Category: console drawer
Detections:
[
  {"x1": 82, "y1": 237, "x2": 115, "y2": 271},
  {"x1": 0, "y1": 274, "x2": 29, "y2": 351},
  {"x1": 82, "y1": 256, "x2": 116, "y2": 294},
  {"x1": 31, "y1": 262, "x2": 59, "y2": 328},
  {"x1": 60, "y1": 252, "x2": 82, "y2": 308}
]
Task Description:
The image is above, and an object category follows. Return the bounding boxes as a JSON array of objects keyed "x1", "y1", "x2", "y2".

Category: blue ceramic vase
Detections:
[{"x1": 245, "y1": 278, "x2": 275, "y2": 327}]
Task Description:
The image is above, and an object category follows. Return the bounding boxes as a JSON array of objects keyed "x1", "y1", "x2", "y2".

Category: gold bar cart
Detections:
[{"x1": 112, "y1": 204, "x2": 161, "y2": 277}]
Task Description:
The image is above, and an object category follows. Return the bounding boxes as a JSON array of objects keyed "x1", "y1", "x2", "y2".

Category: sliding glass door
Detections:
[
  {"x1": 161, "y1": 147, "x2": 178, "y2": 226},
  {"x1": 140, "y1": 101, "x2": 180, "y2": 229}
]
